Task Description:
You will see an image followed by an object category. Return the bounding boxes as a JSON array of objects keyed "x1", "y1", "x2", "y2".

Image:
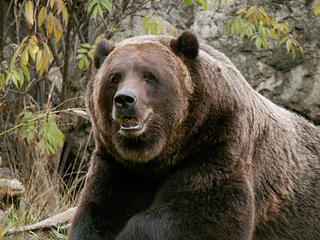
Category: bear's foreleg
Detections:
[
  {"x1": 69, "y1": 153, "x2": 155, "y2": 240},
  {"x1": 116, "y1": 168, "x2": 255, "y2": 240}
]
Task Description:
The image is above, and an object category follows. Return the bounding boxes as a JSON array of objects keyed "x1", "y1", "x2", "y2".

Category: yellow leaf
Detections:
[
  {"x1": 37, "y1": 7, "x2": 47, "y2": 28},
  {"x1": 46, "y1": 13, "x2": 54, "y2": 38},
  {"x1": 62, "y1": 4, "x2": 68, "y2": 25},
  {"x1": 29, "y1": 35, "x2": 38, "y2": 44},
  {"x1": 28, "y1": 43, "x2": 39, "y2": 61},
  {"x1": 53, "y1": 16, "x2": 63, "y2": 43},
  {"x1": 36, "y1": 50, "x2": 43, "y2": 72},
  {"x1": 11, "y1": 70, "x2": 20, "y2": 88},
  {"x1": 43, "y1": 42, "x2": 53, "y2": 63},
  {"x1": 41, "y1": 49, "x2": 49, "y2": 75},
  {"x1": 50, "y1": 0, "x2": 55, "y2": 9},
  {"x1": 22, "y1": 65, "x2": 30, "y2": 81},
  {"x1": 57, "y1": 0, "x2": 63, "y2": 15},
  {"x1": 314, "y1": 0, "x2": 320, "y2": 16},
  {"x1": 21, "y1": 48, "x2": 29, "y2": 66},
  {"x1": 25, "y1": 1, "x2": 34, "y2": 26},
  {"x1": 21, "y1": 36, "x2": 30, "y2": 45}
]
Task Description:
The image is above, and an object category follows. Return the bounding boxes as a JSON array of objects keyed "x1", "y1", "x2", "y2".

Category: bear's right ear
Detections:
[
  {"x1": 94, "y1": 40, "x2": 115, "y2": 69},
  {"x1": 170, "y1": 31, "x2": 199, "y2": 59}
]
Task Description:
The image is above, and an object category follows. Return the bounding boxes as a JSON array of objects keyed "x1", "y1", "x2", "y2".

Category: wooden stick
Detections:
[{"x1": 7, "y1": 207, "x2": 77, "y2": 234}]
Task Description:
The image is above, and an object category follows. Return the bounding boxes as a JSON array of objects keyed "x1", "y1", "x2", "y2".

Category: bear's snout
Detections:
[
  {"x1": 112, "y1": 90, "x2": 152, "y2": 137},
  {"x1": 114, "y1": 90, "x2": 137, "y2": 113}
]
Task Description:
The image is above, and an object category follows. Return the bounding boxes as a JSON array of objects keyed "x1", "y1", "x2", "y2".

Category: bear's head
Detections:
[{"x1": 90, "y1": 31, "x2": 199, "y2": 163}]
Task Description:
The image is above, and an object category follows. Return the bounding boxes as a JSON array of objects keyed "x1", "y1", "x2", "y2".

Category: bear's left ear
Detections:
[
  {"x1": 94, "y1": 40, "x2": 115, "y2": 69},
  {"x1": 170, "y1": 31, "x2": 199, "y2": 59}
]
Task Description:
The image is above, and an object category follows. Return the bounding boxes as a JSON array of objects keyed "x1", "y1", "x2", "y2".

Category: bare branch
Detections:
[{"x1": 7, "y1": 207, "x2": 77, "y2": 234}]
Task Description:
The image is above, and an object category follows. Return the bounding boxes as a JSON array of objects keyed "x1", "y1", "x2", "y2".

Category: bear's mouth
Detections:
[
  {"x1": 119, "y1": 116, "x2": 144, "y2": 131},
  {"x1": 117, "y1": 111, "x2": 152, "y2": 137}
]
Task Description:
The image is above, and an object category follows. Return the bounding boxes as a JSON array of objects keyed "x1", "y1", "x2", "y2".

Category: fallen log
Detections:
[{"x1": 7, "y1": 207, "x2": 77, "y2": 234}]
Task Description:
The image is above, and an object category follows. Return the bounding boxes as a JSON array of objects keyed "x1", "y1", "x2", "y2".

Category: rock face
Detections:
[
  {"x1": 118, "y1": 0, "x2": 320, "y2": 124},
  {"x1": 192, "y1": 0, "x2": 320, "y2": 124}
]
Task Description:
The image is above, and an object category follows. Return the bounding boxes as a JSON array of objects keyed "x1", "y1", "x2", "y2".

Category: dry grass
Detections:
[
  {"x1": 0, "y1": 132, "x2": 88, "y2": 240},
  {"x1": 0, "y1": 90, "x2": 91, "y2": 239}
]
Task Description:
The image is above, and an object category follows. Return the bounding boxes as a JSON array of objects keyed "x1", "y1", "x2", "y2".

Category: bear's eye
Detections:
[
  {"x1": 109, "y1": 73, "x2": 121, "y2": 84},
  {"x1": 144, "y1": 72, "x2": 157, "y2": 83}
]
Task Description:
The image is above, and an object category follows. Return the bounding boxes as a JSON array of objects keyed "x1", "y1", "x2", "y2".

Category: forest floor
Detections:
[{"x1": 0, "y1": 159, "x2": 85, "y2": 240}]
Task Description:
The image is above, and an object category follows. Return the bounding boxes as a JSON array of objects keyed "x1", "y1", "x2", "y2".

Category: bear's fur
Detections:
[{"x1": 69, "y1": 31, "x2": 320, "y2": 240}]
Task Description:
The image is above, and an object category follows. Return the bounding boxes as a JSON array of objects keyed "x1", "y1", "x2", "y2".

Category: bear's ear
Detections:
[
  {"x1": 170, "y1": 31, "x2": 199, "y2": 59},
  {"x1": 94, "y1": 40, "x2": 115, "y2": 69}
]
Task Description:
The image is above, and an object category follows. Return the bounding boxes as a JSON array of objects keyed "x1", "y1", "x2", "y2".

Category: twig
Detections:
[{"x1": 0, "y1": 108, "x2": 87, "y2": 137}]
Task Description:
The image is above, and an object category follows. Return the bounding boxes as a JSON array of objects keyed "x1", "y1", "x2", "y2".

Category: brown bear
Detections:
[{"x1": 68, "y1": 31, "x2": 320, "y2": 240}]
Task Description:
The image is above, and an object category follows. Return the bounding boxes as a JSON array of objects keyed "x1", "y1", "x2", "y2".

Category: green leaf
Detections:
[
  {"x1": 298, "y1": 45, "x2": 304, "y2": 55},
  {"x1": 98, "y1": 5, "x2": 103, "y2": 19},
  {"x1": 279, "y1": 36, "x2": 289, "y2": 46},
  {"x1": 17, "y1": 68, "x2": 25, "y2": 87},
  {"x1": 150, "y1": 21, "x2": 158, "y2": 35},
  {"x1": 45, "y1": 116, "x2": 64, "y2": 155},
  {"x1": 25, "y1": 1, "x2": 34, "y2": 26},
  {"x1": 80, "y1": 43, "x2": 92, "y2": 49},
  {"x1": 77, "y1": 48, "x2": 88, "y2": 54},
  {"x1": 88, "y1": 49, "x2": 94, "y2": 60},
  {"x1": 0, "y1": 74, "x2": 5, "y2": 87},
  {"x1": 11, "y1": 70, "x2": 20, "y2": 88},
  {"x1": 84, "y1": 57, "x2": 90, "y2": 69},
  {"x1": 21, "y1": 49, "x2": 29, "y2": 66},
  {"x1": 76, "y1": 53, "x2": 85, "y2": 60},
  {"x1": 154, "y1": 18, "x2": 164, "y2": 34},
  {"x1": 182, "y1": 0, "x2": 192, "y2": 7},
  {"x1": 262, "y1": 38, "x2": 268, "y2": 49},
  {"x1": 213, "y1": 0, "x2": 223, "y2": 8},
  {"x1": 22, "y1": 65, "x2": 30, "y2": 82},
  {"x1": 291, "y1": 46, "x2": 296, "y2": 60},
  {"x1": 78, "y1": 58, "x2": 84, "y2": 70},
  {"x1": 92, "y1": 6, "x2": 99, "y2": 20},
  {"x1": 269, "y1": 29, "x2": 278, "y2": 39},
  {"x1": 142, "y1": 12, "x2": 153, "y2": 34},
  {"x1": 239, "y1": 30, "x2": 246, "y2": 40},
  {"x1": 314, "y1": 0, "x2": 320, "y2": 16},
  {"x1": 254, "y1": 37, "x2": 262, "y2": 50},
  {"x1": 37, "y1": 138, "x2": 45, "y2": 155},
  {"x1": 19, "y1": 112, "x2": 36, "y2": 144},
  {"x1": 10, "y1": 43, "x2": 25, "y2": 69},
  {"x1": 88, "y1": 0, "x2": 96, "y2": 12},
  {"x1": 101, "y1": 0, "x2": 111, "y2": 12},
  {"x1": 201, "y1": 0, "x2": 208, "y2": 11},
  {"x1": 236, "y1": 7, "x2": 247, "y2": 15}
]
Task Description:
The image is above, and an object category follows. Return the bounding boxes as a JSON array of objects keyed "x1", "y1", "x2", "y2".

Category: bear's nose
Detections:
[{"x1": 114, "y1": 91, "x2": 137, "y2": 110}]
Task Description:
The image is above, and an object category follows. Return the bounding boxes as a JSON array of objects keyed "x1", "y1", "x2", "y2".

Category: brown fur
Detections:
[{"x1": 69, "y1": 31, "x2": 320, "y2": 240}]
